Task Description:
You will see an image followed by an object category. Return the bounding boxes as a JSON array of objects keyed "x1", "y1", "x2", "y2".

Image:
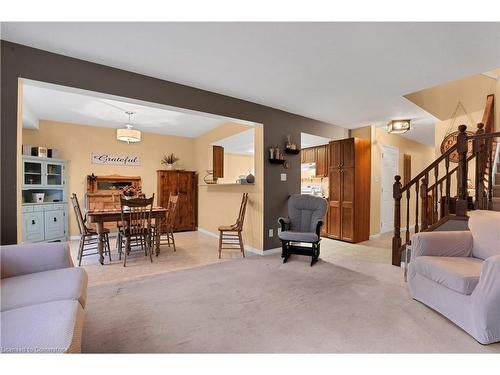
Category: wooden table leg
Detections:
[
  {"x1": 155, "y1": 215, "x2": 161, "y2": 256},
  {"x1": 96, "y1": 222, "x2": 105, "y2": 265}
]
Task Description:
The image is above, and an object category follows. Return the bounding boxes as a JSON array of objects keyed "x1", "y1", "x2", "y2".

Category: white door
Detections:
[{"x1": 380, "y1": 145, "x2": 399, "y2": 233}]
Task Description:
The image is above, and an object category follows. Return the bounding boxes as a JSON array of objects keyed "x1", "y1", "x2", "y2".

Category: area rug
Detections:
[{"x1": 82, "y1": 254, "x2": 500, "y2": 353}]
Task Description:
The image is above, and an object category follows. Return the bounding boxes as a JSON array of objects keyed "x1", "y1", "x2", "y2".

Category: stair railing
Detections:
[{"x1": 392, "y1": 94, "x2": 497, "y2": 267}]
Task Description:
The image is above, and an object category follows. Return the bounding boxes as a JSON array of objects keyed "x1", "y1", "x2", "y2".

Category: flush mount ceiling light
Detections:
[
  {"x1": 117, "y1": 111, "x2": 141, "y2": 143},
  {"x1": 386, "y1": 119, "x2": 411, "y2": 134}
]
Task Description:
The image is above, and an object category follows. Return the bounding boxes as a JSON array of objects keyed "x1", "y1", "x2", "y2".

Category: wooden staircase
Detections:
[{"x1": 392, "y1": 94, "x2": 499, "y2": 266}]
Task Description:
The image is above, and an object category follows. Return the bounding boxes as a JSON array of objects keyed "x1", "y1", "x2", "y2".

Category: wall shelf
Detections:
[
  {"x1": 284, "y1": 148, "x2": 300, "y2": 155},
  {"x1": 269, "y1": 158, "x2": 286, "y2": 165}
]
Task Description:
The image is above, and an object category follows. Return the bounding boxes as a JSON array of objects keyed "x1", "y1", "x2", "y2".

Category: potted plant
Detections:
[{"x1": 161, "y1": 153, "x2": 179, "y2": 170}]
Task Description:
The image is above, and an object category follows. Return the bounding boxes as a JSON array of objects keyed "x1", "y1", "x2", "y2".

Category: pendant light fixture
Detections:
[
  {"x1": 386, "y1": 119, "x2": 411, "y2": 134},
  {"x1": 117, "y1": 111, "x2": 141, "y2": 143}
]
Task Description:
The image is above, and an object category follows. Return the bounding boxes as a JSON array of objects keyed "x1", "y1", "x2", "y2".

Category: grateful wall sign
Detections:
[{"x1": 91, "y1": 153, "x2": 140, "y2": 166}]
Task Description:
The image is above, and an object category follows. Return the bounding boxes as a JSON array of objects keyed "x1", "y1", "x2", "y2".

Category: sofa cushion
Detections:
[
  {"x1": 278, "y1": 231, "x2": 319, "y2": 242},
  {"x1": 411, "y1": 256, "x2": 483, "y2": 295},
  {"x1": 0, "y1": 300, "x2": 84, "y2": 353},
  {"x1": 468, "y1": 210, "x2": 500, "y2": 260},
  {"x1": 1, "y1": 267, "x2": 88, "y2": 312}
]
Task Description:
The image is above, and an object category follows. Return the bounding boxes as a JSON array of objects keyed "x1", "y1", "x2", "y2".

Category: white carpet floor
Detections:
[{"x1": 82, "y1": 253, "x2": 500, "y2": 353}]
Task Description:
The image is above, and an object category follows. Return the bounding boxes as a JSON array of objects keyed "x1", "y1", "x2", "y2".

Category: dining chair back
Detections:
[
  {"x1": 119, "y1": 194, "x2": 155, "y2": 266},
  {"x1": 70, "y1": 193, "x2": 111, "y2": 266}
]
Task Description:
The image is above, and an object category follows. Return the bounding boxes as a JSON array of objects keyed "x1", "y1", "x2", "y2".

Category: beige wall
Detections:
[
  {"x1": 23, "y1": 120, "x2": 197, "y2": 237},
  {"x1": 352, "y1": 126, "x2": 435, "y2": 236},
  {"x1": 22, "y1": 120, "x2": 264, "y2": 250},
  {"x1": 372, "y1": 127, "x2": 435, "y2": 236},
  {"x1": 407, "y1": 72, "x2": 499, "y2": 195},
  {"x1": 195, "y1": 123, "x2": 264, "y2": 250},
  {"x1": 217, "y1": 153, "x2": 254, "y2": 184}
]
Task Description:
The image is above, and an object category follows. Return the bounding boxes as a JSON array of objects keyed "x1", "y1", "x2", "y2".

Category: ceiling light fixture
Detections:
[
  {"x1": 117, "y1": 111, "x2": 141, "y2": 143},
  {"x1": 387, "y1": 119, "x2": 411, "y2": 134}
]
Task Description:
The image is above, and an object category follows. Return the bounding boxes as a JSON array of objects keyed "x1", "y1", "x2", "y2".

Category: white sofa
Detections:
[
  {"x1": 1, "y1": 242, "x2": 87, "y2": 353},
  {"x1": 408, "y1": 210, "x2": 500, "y2": 344}
]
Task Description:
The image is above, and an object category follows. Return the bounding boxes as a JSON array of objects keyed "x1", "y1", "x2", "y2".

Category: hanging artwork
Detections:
[
  {"x1": 439, "y1": 102, "x2": 475, "y2": 163},
  {"x1": 91, "y1": 152, "x2": 140, "y2": 166}
]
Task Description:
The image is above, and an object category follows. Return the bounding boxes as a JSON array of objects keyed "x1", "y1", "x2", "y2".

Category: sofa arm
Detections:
[
  {"x1": 1, "y1": 242, "x2": 74, "y2": 279},
  {"x1": 411, "y1": 231, "x2": 472, "y2": 259},
  {"x1": 471, "y1": 255, "x2": 500, "y2": 344}
]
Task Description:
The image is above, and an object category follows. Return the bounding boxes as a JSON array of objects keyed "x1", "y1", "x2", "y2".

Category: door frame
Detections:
[{"x1": 380, "y1": 144, "x2": 399, "y2": 234}]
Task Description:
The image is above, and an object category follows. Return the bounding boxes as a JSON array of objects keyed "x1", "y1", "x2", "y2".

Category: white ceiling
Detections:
[
  {"x1": 22, "y1": 80, "x2": 249, "y2": 138},
  {"x1": 4, "y1": 22, "x2": 500, "y2": 143},
  {"x1": 213, "y1": 128, "x2": 255, "y2": 155},
  {"x1": 396, "y1": 118, "x2": 436, "y2": 147}
]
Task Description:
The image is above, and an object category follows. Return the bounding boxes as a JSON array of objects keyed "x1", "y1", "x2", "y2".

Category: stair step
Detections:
[
  {"x1": 492, "y1": 198, "x2": 500, "y2": 211},
  {"x1": 494, "y1": 185, "x2": 500, "y2": 197}
]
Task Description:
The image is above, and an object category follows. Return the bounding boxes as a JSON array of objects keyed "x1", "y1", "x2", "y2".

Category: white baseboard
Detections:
[
  {"x1": 69, "y1": 232, "x2": 119, "y2": 241},
  {"x1": 196, "y1": 227, "x2": 278, "y2": 256},
  {"x1": 369, "y1": 234, "x2": 381, "y2": 240}
]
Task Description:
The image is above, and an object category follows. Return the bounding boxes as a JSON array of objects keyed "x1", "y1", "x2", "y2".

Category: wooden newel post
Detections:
[
  {"x1": 456, "y1": 125, "x2": 468, "y2": 216},
  {"x1": 392, "y1": 175, "x2": 402, "y2": 266}
]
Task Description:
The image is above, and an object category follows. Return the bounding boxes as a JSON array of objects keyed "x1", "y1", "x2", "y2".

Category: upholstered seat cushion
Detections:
[
  {"x1": 0, "y1": 300, "x2": 84, "y2": 353},
  {"x1": 1, "y1": 267, "x2": 88, "y2": 312},
  {"x1": 278, "y1": 231, "x2": 319, "y2": 243},
  {"x1": 411, "y1": 256, "x2": 483, "y2": 295}
]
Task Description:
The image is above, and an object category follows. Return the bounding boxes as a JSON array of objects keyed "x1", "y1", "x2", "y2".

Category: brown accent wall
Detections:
[{"x1": 1, "y1": 40, "x2": 348, "y2": 248}]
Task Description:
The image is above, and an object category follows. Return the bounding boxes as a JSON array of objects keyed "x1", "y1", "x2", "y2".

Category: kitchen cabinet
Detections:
[
  {"x1": 327, "y1": 138, "x2": 370, "y2": 243},
  {"x1": 315, "y1": 145, "x2": 328, "y2": 177},
  {"x1": 301, "y1": 145, "x2": 328, "y2": 177},
  {"x1": 302, "y1": 148, "x2": 316, "y2": 163}
]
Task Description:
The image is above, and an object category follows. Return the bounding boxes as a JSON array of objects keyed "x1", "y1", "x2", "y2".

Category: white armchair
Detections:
[{"x1": 408, "y1": 210, "x2": 500, "y2": 345}]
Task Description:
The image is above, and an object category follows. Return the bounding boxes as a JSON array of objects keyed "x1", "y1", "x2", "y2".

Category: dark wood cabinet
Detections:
[
  {"x1": 157, "y1": 170, "x2": 197, "y2": 232},
  {"x1": 315, "y1": 144, "x2": 328, "y2": 177},
  {"x1": 212, "y1": 145, "x2": 224, "y2": 179},
  {"x1": 302, "y1": 147, "x2": 316, "y2": 163},
  {"x1": 327, "y1": 138, "x2": 370, "y2": 243},
  {"x1": 300, "y1": 145, "x2": 328, "y2": 177}
]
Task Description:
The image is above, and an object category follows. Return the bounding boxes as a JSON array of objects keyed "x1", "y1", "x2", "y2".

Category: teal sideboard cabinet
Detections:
[{"x1": 22, "y1": 156, "x2": 69, "y2": 243}]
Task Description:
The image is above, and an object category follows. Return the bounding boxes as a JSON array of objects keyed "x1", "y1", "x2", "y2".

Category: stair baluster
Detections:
[
  {"x1": 420, "y1": 173, "x2": 429, "y2": 231},
  {"x1": 406, "y1": 189, "x2": 410, "y2": 244},
  {"x1": 414, "y1": 179, "x2": 419, "y2": 234},
  {"x1": 456, "y1": 125, "x2": 469, "y2": 216}
]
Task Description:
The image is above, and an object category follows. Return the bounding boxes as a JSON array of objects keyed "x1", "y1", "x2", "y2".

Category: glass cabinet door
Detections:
[
  {"x1": 45, "y1": 162, "x2": 64, "y2": 187},
  {"x1": 24, "y1": 160, "x2": 43, "y2": 186}
]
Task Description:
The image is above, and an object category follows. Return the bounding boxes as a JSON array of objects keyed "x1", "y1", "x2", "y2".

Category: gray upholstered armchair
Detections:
[
  {"x1": 278, "y1": 194, "x2": 328, "y2": 266},
  {"x1": 408, "y1": 210, "x2": 500, "y2": 344}
]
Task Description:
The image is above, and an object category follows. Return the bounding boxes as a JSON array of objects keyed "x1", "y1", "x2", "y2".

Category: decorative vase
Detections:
[
  {"x1": 165, "y1": 164, "x2": 174, "y2": 170},
  {"x1": 246, "y1": 173, "x2": 255, "y2": 184}
]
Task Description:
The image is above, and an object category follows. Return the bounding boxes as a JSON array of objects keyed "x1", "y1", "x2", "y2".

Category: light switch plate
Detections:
[
  {"x1": 277, "y1": 227, "x2": 282, "y2": 234},
  {"x1": 268, "y1": 228, "x2": 274, "y2": 237},
  {"x1": 280, "y1": 173, "x2": 287, "y2": 181}
]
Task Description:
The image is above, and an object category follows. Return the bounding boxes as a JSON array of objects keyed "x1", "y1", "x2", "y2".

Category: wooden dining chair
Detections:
[
  {"x1": 118, "y1": 194, "x2": 154, "y2": 267},
  {"x1": 151, "y1": 193, "x2": 179, "y2": 252},
  {"x1": 218, "y1": 193, "x2": 248, "y2": 259},
  {"x1": 70, "y1": 193, "x2": 111, "y2": 266}
]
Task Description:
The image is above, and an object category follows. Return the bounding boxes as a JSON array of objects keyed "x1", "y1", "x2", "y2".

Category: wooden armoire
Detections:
[
  {"x1": 328, "y1": 138, "x2": 370, "y2": 243},
  {"x1": 156, "y1": 170, "x2": 198, "y2": 232}
]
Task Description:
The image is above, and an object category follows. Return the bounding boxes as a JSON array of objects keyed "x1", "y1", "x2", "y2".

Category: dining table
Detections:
[{"x1": 86, "y1": 207, "x2": 168, "y2": 265}]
